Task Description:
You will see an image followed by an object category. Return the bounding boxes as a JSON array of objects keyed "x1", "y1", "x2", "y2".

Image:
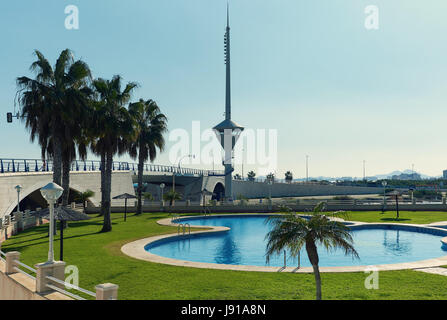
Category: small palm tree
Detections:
[
  {"x1": 163, "y1": 191, "x2": 182, "y2": 206},
  {"x1": 266, "y1": 172, "x2": 275, "y2": 183},
  {"x1": 247, "y1": 171, "x2": 256, "y2": 181},
  {"x1": 285, "y1": 171, "x2": 293, "y2": 183},
  {"x1": 74, "y1": 190, "x2": 95, "y2": 212},
  {"x1": 143, "y1": 192, "x2": 154, "y2": 202},
  {"x1": 265, "y1": 203, "x2": 359, "y2": 300}
]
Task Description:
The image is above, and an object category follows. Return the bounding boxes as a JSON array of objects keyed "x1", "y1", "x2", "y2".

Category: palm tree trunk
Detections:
[
  {"x1": 101, "y1": 151, "x2": 113, "y2": 232},
  {"x1": 52, "y1": 135, "x2": 63, "y2": 186},
  {"x1": 136, "y1": 152, "x2": 144, "y2": 215},
  {"x1": 61, "y1": 158, "x2": 71, "y2": 206},
  {"x1": 306, "y1": 240, "x2": 322, "y2": 300},
  {"x1": 98, "y1": 152, "x2": 106, "y2": 217}
]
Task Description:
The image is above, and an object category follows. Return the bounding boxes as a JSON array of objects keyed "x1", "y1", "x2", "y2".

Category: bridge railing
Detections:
[{"x1": 0, "y1": 158, "x2": 224, "y2": 176}]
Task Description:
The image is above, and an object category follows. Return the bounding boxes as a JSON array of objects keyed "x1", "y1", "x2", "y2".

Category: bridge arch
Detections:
[
  {"x1": 212, "y1": 182, "x2": 225, "y2": 201},
  {"x1": 4, "y1": 181, "x2": 85, "y2": 216}
]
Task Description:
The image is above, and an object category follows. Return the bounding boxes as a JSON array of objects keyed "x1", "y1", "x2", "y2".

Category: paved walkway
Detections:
[{"x1": 414, "y1": 267, "x2": 447, "y2": 276}]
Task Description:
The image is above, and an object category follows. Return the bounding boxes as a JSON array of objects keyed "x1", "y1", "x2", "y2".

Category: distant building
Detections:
[{"x1": 443, "y1": 170, "x2": 447, "y2": 179}]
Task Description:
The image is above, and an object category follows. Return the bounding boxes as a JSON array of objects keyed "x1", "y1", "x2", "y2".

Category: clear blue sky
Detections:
[{"x1": 1, "y1": 0, "x2": 447, "y2": 178}]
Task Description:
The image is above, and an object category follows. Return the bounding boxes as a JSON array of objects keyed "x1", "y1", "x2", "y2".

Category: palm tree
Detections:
[
  {"x1": 74, "y1": 190, "x2": 95, "y2": 212},
  {"x1": 285, "y1": 171, "x2": 293, "y2": 183},
  {"x1": 163, "y1": 191, "x2": 182, "y2": 206},
  {"x1": 90, "y1": 75, "x2": 137, "y2": 232},
  {"x1": 265, "y1": 203, "x2": 359, "y2": 300},
  {"x1": 247, "y1": 171, "x2": 256, "y2": 182},
  {"x1": 43, "y1": 130, "x2": 91, "y2": 205},
  {"x1": 143, "y1": 192, "x2": 154, "y2": 202},
  {"x1": 128, "y1": 99, "x2": 167, "y2": 215},
  {"x1": 16, "y1": 49, "x2": 92, "y2": 189},
  {"x1": 266, "y1": 172, "x2": 275, "y2": 183}
]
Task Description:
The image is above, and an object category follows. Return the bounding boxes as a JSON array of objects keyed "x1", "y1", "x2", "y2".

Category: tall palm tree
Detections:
[
  {"x1": 43, "y1": 129, "x2": 91, "y2": 205},
  {"x1": 16, "y1": 49, "x2": 92, "y2": 188},
  {"x1": 128, "y1": 99, "x2": 167, "y2": 215},
  {"x1": 265, "y1": 203, "x2": 359, "y2": 300},
  {"x1": 90, "y1": 75, "x2": 137, "y2": 232}
]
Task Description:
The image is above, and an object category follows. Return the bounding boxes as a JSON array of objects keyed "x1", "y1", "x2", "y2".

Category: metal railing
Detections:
[
  {"x1": 177, "y1": 223, "x2": 191, "y2": 236},
  {"x1": 0, "y1": 158, "x2": 224, "y2": 176},
  {"x1": 13, "y1": 259, "x2": 36, "y2": 280},
  {"x1": 45, "y1": 275, "x2": 96, "y2": 300}
]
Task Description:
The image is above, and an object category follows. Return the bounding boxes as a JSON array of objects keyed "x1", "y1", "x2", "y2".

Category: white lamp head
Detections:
[
  {"x1": 40, "y1": 182, "x2": 64, "y2": 202},
  {"x1": 382, "y1": 181, "x2": 387, "y2": 187},
  {"x1": 160, "y1": 183, "x2": 165, "y2": 189}
]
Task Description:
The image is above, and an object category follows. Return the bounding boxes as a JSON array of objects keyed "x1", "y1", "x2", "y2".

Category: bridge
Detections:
[{"x1": 0, "y1": 158, "x2": 384, "y2": 218}]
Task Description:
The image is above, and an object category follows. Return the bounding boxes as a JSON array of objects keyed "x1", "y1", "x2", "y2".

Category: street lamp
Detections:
[
  {"x1": 174, "y1": 154, "x2": 195, "y2": 190},
  {"x1": 160, "y1": 183, "x2": 165, "y2": 204},
  {"x1": 14, "y1": 185, "x2": 23, "y2": 213},
  {"x1": 40, "y1": 182, "x2": 64, "y2": 263},
  {"x1": 382, "y1": 180, "x2": 387, "y2": 212},
  {"x1": 268, "y1": 180, "x2": 273, "y2": 210},
  {"x1": 306, "y1": 155, "x2": 309, "y2": 183},
  {"x1": 172, "y1": 154, "x2": 195, "y2": 205}
]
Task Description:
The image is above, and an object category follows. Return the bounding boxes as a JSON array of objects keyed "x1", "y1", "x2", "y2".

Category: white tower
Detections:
[{"x1": 213, "y1": 3, "x2": 244, "y2": 201}]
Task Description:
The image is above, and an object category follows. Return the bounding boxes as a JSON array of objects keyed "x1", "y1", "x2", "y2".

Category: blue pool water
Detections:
[{"x1": 145, "y1": 216, "x2": 447, "y2": 267}]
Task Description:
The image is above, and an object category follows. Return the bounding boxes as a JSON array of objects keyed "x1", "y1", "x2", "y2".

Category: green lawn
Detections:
[
  {"x1": 2, "y1": 211, "x2": 447, "y2": 300},
  {"x1": 343, "y1": 210, "x2": 447, "y2": 225}
]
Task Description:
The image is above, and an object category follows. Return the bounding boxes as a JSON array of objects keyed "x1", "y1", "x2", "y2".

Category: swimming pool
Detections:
[{"x1": 145, "y1": 215, "x2": 447, "y2": 268}]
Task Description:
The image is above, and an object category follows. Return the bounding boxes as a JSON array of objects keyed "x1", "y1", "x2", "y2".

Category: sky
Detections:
[{"x1": 1, "y1": 0, "x2": 447, "y2": 179}]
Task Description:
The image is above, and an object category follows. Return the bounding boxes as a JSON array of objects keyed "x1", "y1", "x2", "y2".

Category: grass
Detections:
[
  {"x1": 342, "y1": 210, "x2": 447, "y2": 225},
  {"x1": 2, "y1": 211, "x2": 447, "y2": 300}
]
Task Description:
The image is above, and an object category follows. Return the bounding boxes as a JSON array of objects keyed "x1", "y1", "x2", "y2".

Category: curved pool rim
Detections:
[{"x1": 121, "y1": 214, "x2": 447, "y2": 273}]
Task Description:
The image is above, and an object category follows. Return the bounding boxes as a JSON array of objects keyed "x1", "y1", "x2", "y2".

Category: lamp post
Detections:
[
  {"x1": 173, "y1": 154, "x2": 195, "y2": 192},
  {"x1": 14, "y1": 185, "x2": 23, "y2": 213},
  {"x1": 172, "y1": 154, "x2": 195, "y2": 205},
  {"x1": 160, "y1": 183, "x2": 165, "y2": 205},
  {"x1": 268, "y1": 180, "x2": 273, "y2": 210},
  {"x1": 382, "y1": 180, "x2": 387, "y2": 213},
  {"x1": 306, "y1": 155, "x2": 309, "y2": 183},
  {"x1": 40, "y1": 182, "x2": 64, "y2": 263}
]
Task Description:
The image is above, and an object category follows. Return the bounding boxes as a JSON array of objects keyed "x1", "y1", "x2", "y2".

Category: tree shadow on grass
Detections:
[
  {"x1": 380, "y1": 218, "x2": 411, "y2": 222},
  {"x1": 1, "y1": 229, "x2": 104, "y2": 253}
]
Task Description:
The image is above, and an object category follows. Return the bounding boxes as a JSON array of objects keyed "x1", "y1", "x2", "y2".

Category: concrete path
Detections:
[{"x1": 414, "y1": 267, "x2": 447, "y2": 276}]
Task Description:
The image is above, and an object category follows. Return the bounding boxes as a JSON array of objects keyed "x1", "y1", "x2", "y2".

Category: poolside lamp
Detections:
[{"x1": 40, "y1": 182, "x2": 64, "y2": 262}]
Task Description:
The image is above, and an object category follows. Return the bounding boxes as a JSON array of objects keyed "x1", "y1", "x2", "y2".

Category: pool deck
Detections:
[{"x1": 121, "y1": 214, "x2": 447, "y2": 273}]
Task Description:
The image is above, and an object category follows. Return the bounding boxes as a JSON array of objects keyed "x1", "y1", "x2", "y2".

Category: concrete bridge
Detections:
[
  {"x1": 0, "y1": 170, "x2": 134, "y2": 218},
  {"x1": 0, "y1": 158, "x2": 384, "y2": 218},
  {"x1": 140, "y1": 172, "x2": 384, "y2": 203}
]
